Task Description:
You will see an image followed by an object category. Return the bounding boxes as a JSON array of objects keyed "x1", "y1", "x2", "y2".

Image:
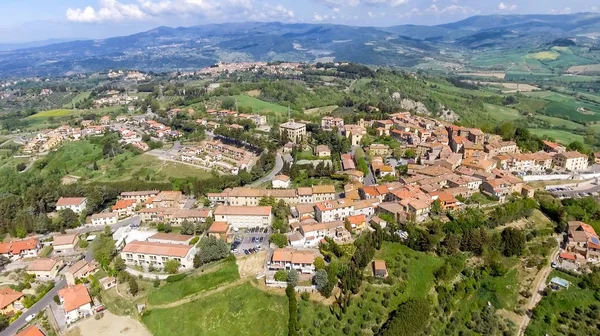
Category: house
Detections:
[
  {"x1": 16, "y1": 325, "x2": 46, "y2": 336},
  {"x1": 542, "y1": 140, "x2": 566, "y2": 154},
  {"x1": 344, "y1": 125, "x2": 367, "y2": 146},
  {"x1": 430, "y1": 191, "x2": 458, "y2": 211},
  {"x1": 312, "y1": 185, "x2": 336, "y2": 203},
  {"x1": 213, "y1": 206, "x2": 272, "y2": 228},
  {"x1": 208, "y1": 221, "x2": 230, "y2": 240},
  {"x1": 372, "y1": 260, "x2": 388, "y2": 278},
  {"x1": 119, "y1": 190, "x2": 158, "y2": 203},
  {"x1": 9, "y1": 238, "x2": 39, "y2": 258},
  {"x1": 112, "y1": 199, "x2": 137, "y2": 217},
  {"x1": 549, "y1": 277, "x2": 570, "y2": 290},
  {"x1": 147, "y1": 233, "x2": 194, "y2": 245},
  {"x1": 272, "y1": 175, "x2": 291, "y2": 189},
  {"x1": 279, "y1": 121, "x2": 307, "y2": 143},
  {"x1": 171, "y1": 209, "x2": 212, "y2": 225},
  {"x1": 315, "y1": 200, "x2": 354, "y2": 223},
  {"x1": 99, "y1": 277, "x2": 117, "y2": 290},
  {"x1": 553, "y1": 151, "x2": 589, "y2": 171},
  {"x1": 298, "y1": 221, "x2": 350, "y2": 247},
  {"x1": 314, "y1": 145, "x2": 331, "y2": 158},
  {"x1": 345, "y1": 214, "x2": 366, "y2": 232},
  {"x1": 0, "y1": 287, "x2": 24, "y2": 315},
  {"x1": 90, "y1": 212, "x2": 118, "y2": 226},
  {"x1": 27, "y1": 258, "x2": 63, "y2": 280},
  {"x1": 65, "y1": 260, "x2": 98, "y2": 286},
  {"x1": 121, "y1": 241, "x2": 196, "y2": 269},
  {"x1": 270, "y1": 248, "x2": 316, "y2": 274},
  {"x1": 567, "y1": 221, "x2": 600, "y2": 262},
  {"x1": 56, "y1": 197, "x2": 87, "y2": 214},
  {"x1": 58, "y1": 284, "x2": 93, "y2": 324},
  {"x1": 369, "y1": 144, "x2": 390, "y2": 157},
  {"x1": 321, "y1": 116, "x2": 344, "y2": 131},
  {"x1": 341, "y1": 154, "x2": 356, "y2": 171},
  {"x1": 53, "y1": 234, "x2": 79, "y2": 253}
]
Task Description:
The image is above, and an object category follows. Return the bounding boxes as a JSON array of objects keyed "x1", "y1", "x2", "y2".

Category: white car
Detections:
[{"x1": 25, "y1": 314, "x2": 36, "y2": 322}]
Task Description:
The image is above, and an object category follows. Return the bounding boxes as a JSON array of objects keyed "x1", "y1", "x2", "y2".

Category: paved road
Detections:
[
  {"x1": 251, "y1": 153, "x2": 283, "y2": 187},
  {"x1": 1, "y1": 216, "x2": 137, "y2": 335}
]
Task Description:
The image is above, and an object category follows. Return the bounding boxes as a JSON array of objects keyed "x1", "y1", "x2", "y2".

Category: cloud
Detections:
[
  {"x1": 318, "y1": 0, "x2": 408, "y2": 8},
  {"x1": 401, "y1": 3, "x2": 478, "y2": 18},
  {"x1": 66, "y1": 0, "x2": 147, "y2": 23},
  {"x1": 548, "y1": 7, "x2": 572, "y2": 14},
  {"x1": 498, "y1": 2, "x2": 517, "y2": 11},
  {"x1": 333, "y1": 7, "x2": 340, "y2": 12},
  {"x1": 313, "y1": 13, "x2": 327, "y2": 21},
  {"x1": 67, "y1": 0, "x2": 294, "y2": 23}
]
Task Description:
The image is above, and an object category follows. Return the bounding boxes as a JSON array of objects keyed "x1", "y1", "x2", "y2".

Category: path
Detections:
[
  {"x1": 148, "y1": 279, "x2": 247, "y2": 309},
  {"x1": 517, "y1": 242, "x2": 560, "y2": 336},
  {"x1": 251, "y1": 153, "x2": 283, "y2": 187}
]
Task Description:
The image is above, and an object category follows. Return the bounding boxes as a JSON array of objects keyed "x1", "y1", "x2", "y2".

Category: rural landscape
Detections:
[{"x1": 0, "y1": 7, "x2": 599, "y2": 336}]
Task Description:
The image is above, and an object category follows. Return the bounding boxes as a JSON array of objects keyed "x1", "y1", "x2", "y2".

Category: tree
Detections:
[
  {"x1": 58, "y1": 209, "x2": 79, "y2": 229},
  {"x1": 314, "y1": 257, "x2": 326, "y2": 271},
  {"x1": 288, "y1": 268, "x2": 299, "y2": 286},
  {"x1": 404, "y1": 148, "x2": 417, "y2": 159},
  {"x1": 378, "y1": 298, "x2": 431, "y2": 336},
  {"x1": 501, "y1": 227, "x2": 526, "y2": 257},
  {"x1": 164, "y1": 259, "x2": 180, "y2": 274},
  {"x1": 431, "y1": 199, "x2": 443, "y2": 215},
  {"x1": 128, "y1": 277, "x2": 139, "y2": 296},
  {"x1": 286, "y1": 284, "x2": 298, "y2": 336},
  {"x1": 113, "y1": 256, "x2": 125, "y2": 272},
  {"x1": 313, "y1": 269, "x2": 328, "y2": 289},
  {"x1": 193, "y1": 236, "x2": 230, "y2": 268},
  {"x1": 91, "y1": 234, "x2": 116, "y2": 267},
  {"x1": 270, "y1": 233, "x2": 288, "y2": 248},
  {"x1": 275, "y1": 270, "x2": 288, "y2": 281},
  {"x1": 0, "y1": 313, "x2": 8, "y2": 332},
  {"x1": 180, "y1": 220, "x2": 195, "y2": 235}
]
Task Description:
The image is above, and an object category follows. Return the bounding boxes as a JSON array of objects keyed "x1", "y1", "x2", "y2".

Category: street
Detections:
[
  {"x1": 251, "y1": 153, "x2": 283, "y2": 187},
  {"x1": 1, "y1": 216, "x2": 138, "y2": 336}
]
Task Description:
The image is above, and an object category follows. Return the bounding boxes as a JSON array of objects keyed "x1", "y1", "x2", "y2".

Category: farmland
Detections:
[
  {"x1": 527, "y1": 129, "x2": 584, "y2": 144},
  {"x1": 27, "y1": 109, "x2": 75, "y2": 119}
]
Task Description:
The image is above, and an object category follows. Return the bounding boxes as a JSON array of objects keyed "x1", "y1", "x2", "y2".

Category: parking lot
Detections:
[
  {"x1": 230, "y1": 226, "x2": 271, "y2": 256},
  {"x1": 548, "y1": 183, "x2": 600, "y2": 199}
]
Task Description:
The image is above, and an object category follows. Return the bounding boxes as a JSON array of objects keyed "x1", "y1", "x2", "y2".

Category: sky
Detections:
[{"x1": 0, "y1": 0, "x2": 598, "y2": 42}]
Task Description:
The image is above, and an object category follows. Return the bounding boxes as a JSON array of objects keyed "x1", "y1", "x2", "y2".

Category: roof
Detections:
[
  {"x1": 99, "y1": 277, "x2": 116, "y2": 286},
  {"x1": 272, "y1": 248, "x2": 315, "y2": 264},
  {"x1": 373, "y1": 260, "x2": 387, "y2": 271},
  {"x1": 172, "y1": 209, "x2": 211, "y2": 218},
  {"x1": 56, "y1": 197, "x2": 87, "y2": 207},
  {"x1": 315, "y1": 145, "x2": 330, "y2": 152},
  {"x1": 11, "y1": 238, "x2": 38, "y2": 254},
  {"x1": 149, "y1": 233, "x2": 192, "y2": 242},
  {"x1": 208, "y1": 221, "x2": 229, "y2": 234},
  {"x1": 0, "y1": 287, "x2": 24, "y2": 309},
  {"x1": 113, "y1": 199, "x2": 136, "y2": 210},
  {"x1": 27, "y1": 258, "x2": 59, "y2": 272},
  {"x1": 120, "y1": 190, "x2": 159, "y2": 197},
  {"x1": 280, "y1": 121, "x2": 306, "y2": 130},
  {"x1": 559, "y1": 252, "x2": 577, "y2": 261},
  {"x1": 53, "y1": 234, "x2": 78, "y2": 246},
  {"x1": 91, "y1": 212, "x2": 118, "y2": 219},
  {"x1": 550, "y1": 277, "x2": 570, "y2": 288},
  {"x1": 297, "y1": 187, "x2": 313, "y2": 196},
  {"x1": 559, "y1": 151, "x2": 587, "y2": 159},
  {"x1": 273, "y1": 175, "x2": 290, "y2": 182},
  {"x1": 58, "y1": 284, "x2": 92, "y2": 312},
  {"x1": 15, "y1": 326, "x2": 45, "y2": 336},
  {"x1": 122, "y1": 241, "x2": 193, "y2": 258},
  {"x1": 213, "y1": 206, "x2": 272, "y2": 216},
  {"x1": 66, "y1": 260, "x2": 97, "y2": 276},
  {"x1": 346, "y1": 214, "x2": 366, "y2": 226},
  {"x1": 300, "y1": 221, "x2": 345, "y2": 234},
  {"x1": 312, "y1": 185, "x2": 336, "y2": 194}
]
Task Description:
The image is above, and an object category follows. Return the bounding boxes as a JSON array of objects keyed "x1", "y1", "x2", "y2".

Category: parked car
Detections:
[
  {"x1": 25, "y1": 314, "x2": 36, "y2": 322},
  {"x1": 259, "y1": 237, "x2": 264, "y2": 243},
  {"x1": 244, "y1": 249, "x2": 249, "y2": 255}
]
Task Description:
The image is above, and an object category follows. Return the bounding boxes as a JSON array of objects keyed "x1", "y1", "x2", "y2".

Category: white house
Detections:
[
  {"x1": 121, "y1": 241, "x2": 196, "y2": 270},
  {"x1": 147, "y1": 233, "x2": 194, "y2": 245},
  {"x1": 90, "y1": 212, "x2": 118, "y2": 226},
  {"x1": 315, "y1": 200, "x2": 354, "y2": 223},
  {"x1": 272, "y1": 175, "x2": 291, "y2": 189},
  {"x1": 270, "y1": 248, "x2": 316, "y2": 274},
  {"x1": 58, "y1": 284, "x2": 93, "y2": 325},
  {"x1": 56, "y1": 197, "x2": 87, "y2": 214},
  {"x1": 53, "y1": 234, "x2": 79, "y2": 253},
  {"x1": 213, "y1": 206, "x2": 272, "y2": 228},
  {"x1": 298, "y1": 221, "x2": 349, "y2": 247}
]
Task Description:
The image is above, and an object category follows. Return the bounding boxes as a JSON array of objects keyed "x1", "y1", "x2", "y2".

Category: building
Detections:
[
  {"x1": 542, "y1": 140, "x2": 566, "y2": 154},
  {"x1": 58, "y1": 284, "x2": 93, "y2": 325},
  {"x1": 344, "y1": 125, "x2": 367, "y2": 146},
  {"x1": 208, "y1": 221, "x2": 230, "y2": 240},
  {"x1": 279, "y1": 121, "x2": 307, "y2": 143},
  {"x1": 298, "y1": 221, "x2": 350, "y2": 247},
  {"x1": 213, "y1": 206, "x2": 272, "y2": 228},
  {"x1": 567, "y1": 221, "x2": 600, "y2": 262},
  {"x1": 315, "y1": 200, "x2": 354, "y2": 223},
  {"x1": 112, "y1": 199, "x2": 138, "y2": 217},
  {"x1": 314, "y1": 145, "x2": 331, "y2": 158},
  {"x1": 369, "y1": 144, "x2": 390, "y2": 156},
  {"x1": 0, "y1": 287, "x2": 24, "y2": 315},
  {"x1": 16, "y1": 326, "x2": 46, "y2": 336},
  {"x1": 147, "y1": 233, "x2": 194, "y2": 245},
  {"x1": 2, "y1": 238, "x2": 39, "y2": 258},
  {"x1": 27, "y1": 258, "x2": 63, "y2": 280},
  {"x1": 121, "y1": 241, "x2": 196, "y2": 269},
  {"x1": 372, "y1": 260, "x2": 388, "y2": 278},
  {"x1": 553, "y1": 151, "x2": 589, "y2": 171},
  {"x1": 171, "y1": 209, "x2": 212, "y2": 225},
  {"x1": 65, "y1": 260, "x2": 98, "y2": 286},
  {"x1": 100, "y1": 277, "x2": 117, "y2": 290},
  {"x1": 90, "y1": 212, "x2": 118, "y2": 226},
  {"x1": 53, "y1": 234, "x2": 79, "y2": 253},
  {"x1": 272, "y1": 175, "x2": 291, "y2": 189},
  {"x1": 270, "y1": 248, "x2": 316, "y2": 274},
  {"x1": 119, "y1": 190, "x2": 159, "y2": 203},
  {"x1": 56, "y1": 197, "x2": 87, "y2": 214},
  {"x1": 321, "y1": 116, "x2": 344, "y2": 131},
  {"x1": 345, "y1": 214, "x2": 367, "y2": 232}
]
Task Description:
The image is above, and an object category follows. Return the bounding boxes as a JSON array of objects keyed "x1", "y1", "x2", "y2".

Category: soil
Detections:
[{"x1": 65, "y1": 311, "x2": 151, "y2": 336}]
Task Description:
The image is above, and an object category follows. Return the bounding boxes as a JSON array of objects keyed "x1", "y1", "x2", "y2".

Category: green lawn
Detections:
[
  {"x1": 143, "y1": 282, "x2": 288, "y2": 336},
  {"x1": 27, "y1": 109, "x2": 75, "y2": 119},
  {"x1": 534, "y1": 115, "x2": 584, "y2": 130},
  {"x1": 147, "y1": 259, "x2": 240, "y2": 305},
  {"x1": 527, "y1": 129, "x2": 583, "y2": 144},
  {"x1": 526, "y1": 270, "x2": 600, "y2": 336},
  {"x1": 484, "y1": 103, "x2": 522, "y2": 122},
  {"x1": 230, "y1": 95, "x2": 290, "y2": 114},
  {"x1": 63, "y1": 91, "x2": 91, "y2": 108}
]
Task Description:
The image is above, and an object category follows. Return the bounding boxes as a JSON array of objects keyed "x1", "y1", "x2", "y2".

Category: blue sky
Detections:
[{"x1": 0, "y1": 0, "x2": 598, "y2": 42}]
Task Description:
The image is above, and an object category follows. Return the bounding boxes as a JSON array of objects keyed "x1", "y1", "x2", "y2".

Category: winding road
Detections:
[{"x1": 251, "y1": 153, "x2": 283, "y2": 187}]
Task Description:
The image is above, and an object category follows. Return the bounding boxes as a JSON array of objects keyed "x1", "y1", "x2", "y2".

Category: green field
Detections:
[
  {"x1": 27, "y1": 109, "x2": 75, "y2": 119},
  {"x1": 535, "y1": 115, "x2": 584, "y2": 130},
  {"x1": 143, "y1": 282, "x2": 288, "y2": 336},
  {"x1": 147, "y1": 259, "x2": 240, "y2": 305},
  {"x1": 526, "y1": 271, "x2": 599, "y2": 336},
  {"x1": 230, "y1": 95, "x2": 290, "y2": 114},
  {"x1": 62, "y1": 91, "x2": 91, "y2": 108},
  {"x1": 484, "y1": 103, "x2": 522, "y2": 121},
  {"x1": 527, "y1": 129, "x2": 583, "y2": 144}
]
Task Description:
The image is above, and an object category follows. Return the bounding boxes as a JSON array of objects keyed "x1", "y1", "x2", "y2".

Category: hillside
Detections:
[{"x1": 0, "y1": 13, "x2": 599, "y2": 77}]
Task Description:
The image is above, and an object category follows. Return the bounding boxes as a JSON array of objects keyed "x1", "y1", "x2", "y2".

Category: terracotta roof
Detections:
[
  {"x1": 300, "y1": 221, "x2": 345, "y2": 234},
  {"x1": 208, "y1": 221, "x2": 229, "y2": 234},
  {"x1": 273, "y1": 175, "x2": 291, "y2": 182},
  {"x1": 148, "y1": 233, "x2": 192, "y2": 242},
  {"x1": 0, "y1": 287, "x2": 24, "y2": 309},
  {"x1": 27, "y1": 258, "x2": 59, "y2": 272},
  {"x1": 0, "y1": 243, "x2": 10, "y2": 254},
  {"x1": 297, "y1": 187, "x2": 313, "y2": 196},
  {"x1": 53, "y1": 234, "x2": 78, "y2": 246},
  {"x1": 559, "y1": 151, "x2": 587, "y2": 159},
  {"x1": 120, "y1": 190, "x2": 159, "y2": 197},
  {"x1": 173, "y1": 209, "x2": 211, "y2": 218},
  {"x1": 91, "y1": 212, "x2": 118, "y2": 219},
  {"x1": 58, "y1": 284, "x2": 91, "y2": 313},
  {"x1": 559, "y1": 253, "x2": 577, "y2": 261},
  {"x1": 312, "y1": 185, "x2": 335, "y2": 194},
  {"x1": 272, "y1": 248, "x2": 315, "y2": 264},
  {"x1": 66, "y1": 260, "x2": 97, "y2": 276},
  {"x1": 122, "y1": 241, "x2": 192, "y2": 258},
  {"x1": 15, "y1": 326, "x2": 45, "y2": 336},
  {"x1": 113, "y1": 199, "x2": 136, "y2": 210},
  {"x1": 373, "y1": 260, "x2": 387, "y2": 271},
  {"x1": 214, "y1": 206, "x2": 271, "y2": 216},
  {"x1": 56, "y1": 197, "x2": 86, "y2": 207},
  {"x1": 10, "y1": 238, "x2": 38, "y2": 254},
  {"x1": 346, "y1": 214, "x2": 366, "y2": 226}
]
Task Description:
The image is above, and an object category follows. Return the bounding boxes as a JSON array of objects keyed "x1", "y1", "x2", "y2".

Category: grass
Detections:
[
  {"x1": 63, "y1": 91, "x2": 91, "y2": 108},
  {"x1": 304, "y1": 105, "x2": 338, "y2": 115},
  {"x1": 534, "y1": 115, "x2": 584, "y2": 130},
  {"x1": 26, "y1": 109, "x2": 74, "y2": 119},
  {"x1": 229, "y1": 95, "x2": 290, "y2": 114},
  {"x1": 514, "y1": 97, "x2": 549, "y2": 114},
  {"x1": 484, "y1": 103, "x2": 522, "y2": 121},
  {"x1": 527, "y1": 129, "x2": 584, "y2": 144},
  {"x1": 143, "y1": 282, "x2": 288, "y2": 336},
  {"x1": 147, "y1": 259, "x2": 240, "y2": 305},
  {"x1": 527, "y1": 51, "x2": 560, "y2": 61},
  {"x1": 38, "y1": 246, "x2": 53, "y2": 257},
  {"x1": 526, "y1": 270, "x2": 599, "y2": 336}
]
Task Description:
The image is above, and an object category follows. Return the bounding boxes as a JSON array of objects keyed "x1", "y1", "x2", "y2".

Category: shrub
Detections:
[
  {"x1": 301, "y1": 292, "x2": 310, "y2": 301},
  {"x1": 166, "y1": 273, "x2": 187, "y2": 282},
  {"x1": 274, "y1": 270, "x2": 288, "y2": 282},
  {"x1": 189, "y1": 237, "x2": 199, "y2": 245}
]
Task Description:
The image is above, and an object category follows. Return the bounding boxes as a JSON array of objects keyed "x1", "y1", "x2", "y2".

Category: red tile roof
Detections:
[
  {"x1": 0, "y1": 287, "x2": 24, "y2": 309},
  {"x1": 122, "y1": 241, "x2": 192, "y2": 258},
  {"x1": 16, "y1": 326, "x2": 45, "y2": 336},
  {"x1": 56, "y1": 197, "x2": 86, "y2": 207},
  {"x1": 58, "y1": 284, "x2": 91, "y2": 313}
]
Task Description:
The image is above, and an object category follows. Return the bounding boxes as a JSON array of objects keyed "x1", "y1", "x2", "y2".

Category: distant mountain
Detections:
[
  {"x1": 0, "y1": 13, "x2": 598, "y2": 77},
  {"x1": 0, "y1": 38, "x2": 83, "y2": 51}
]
